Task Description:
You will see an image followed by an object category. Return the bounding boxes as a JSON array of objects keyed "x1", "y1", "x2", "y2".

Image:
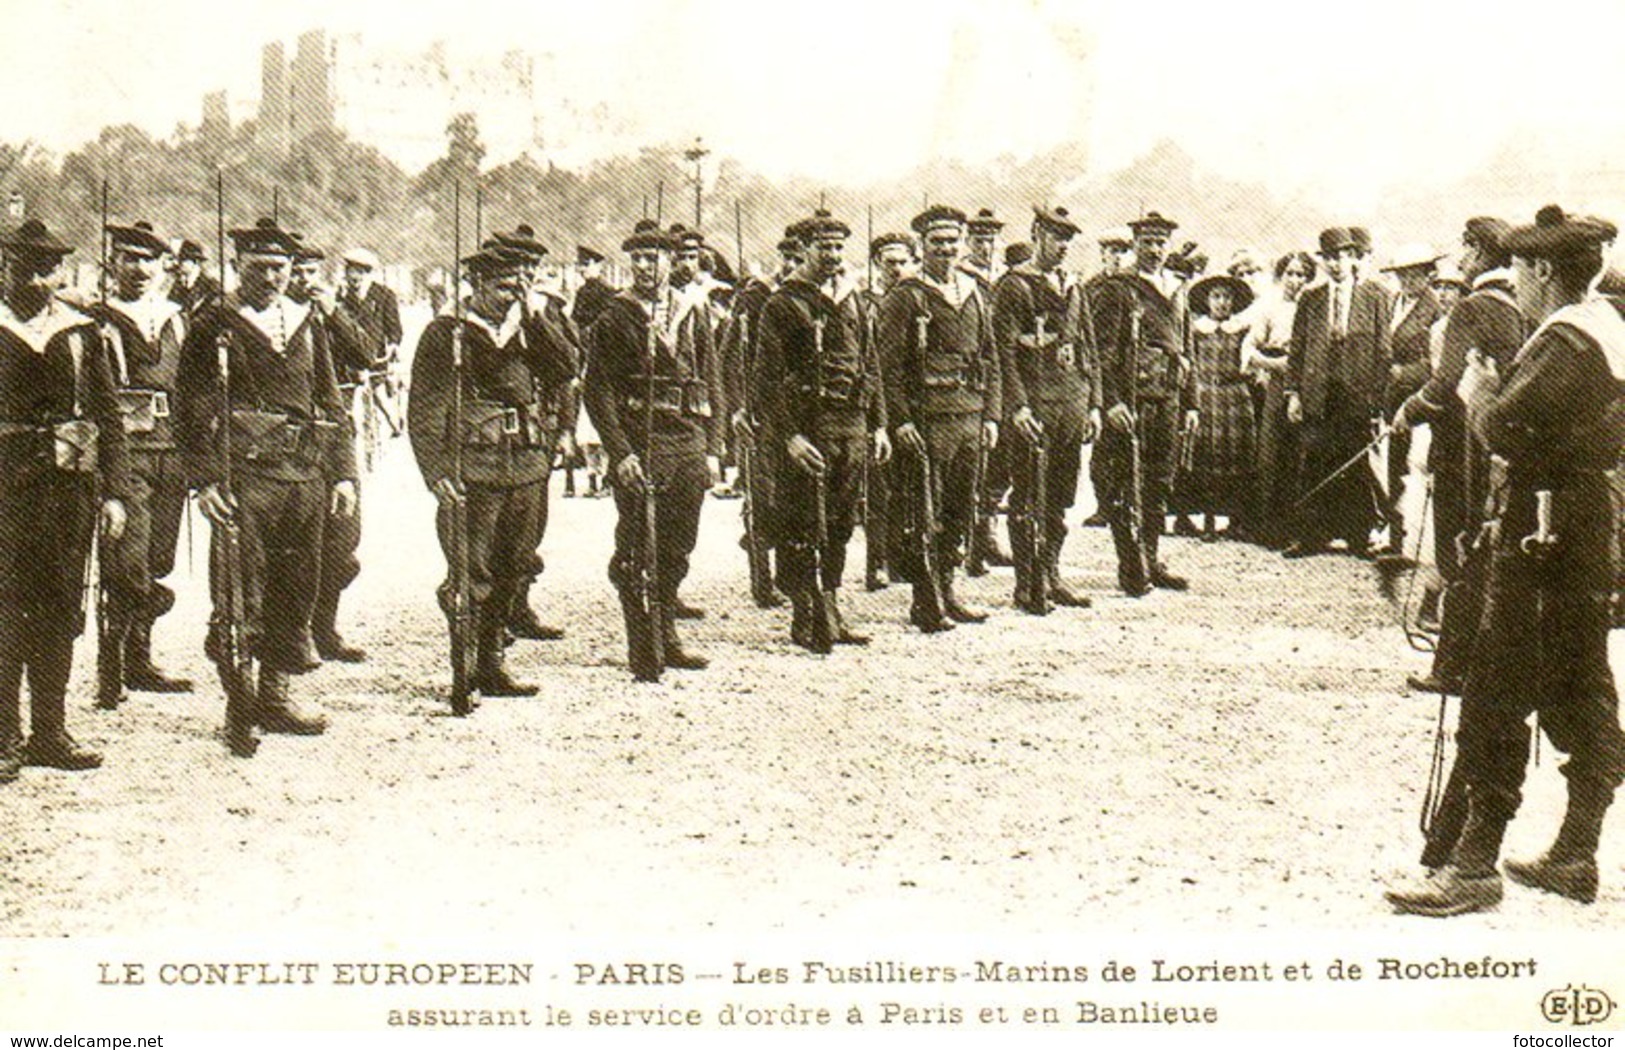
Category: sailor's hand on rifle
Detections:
[
  {"x1": 1012, "y1": 406, "x2": 1042, "y2": 444},
  {"x1": 1286, "y1": 391, "x2": 1303, "y2": 425},
  {"x1": 1106, "y1": 402, "x2": 1135, "y2": 433},
  {"x1": 616, "y1": 453, "x2": 646, "y2": 492},
  {"x1": 894, "y1": 422, "x2": 926, "y2": 457},
  {"x1": 197, "y1": 483, "x2": 236, "y2": 526},
  {"x1": 1083, "y1": 407, "x2": 1102, "y2": 444},
  {"x1": 331, "y1": 479, "x2": 358, "y2": 518},
  {"x1": 1184, "y1": 409, "x2": 1200, "y2": 435},
  {"x1": 431, "y1": 477, "x2": 465, "y2": 507},
  {"x1": 99, "y1": 499, "x2": 127, "y2": 542},
  {"x1": 871, "y1": 427, "x2": 892, "y2": 466},
  {"x1": 787, "y1": 434, "x2": 827, "y2": 476},
  {"x1": 982, "y1": 420, "x2": 999, "y2": 450},
  {"x1": 731, "y1": 410, "x2": 755, "y2": 441}
]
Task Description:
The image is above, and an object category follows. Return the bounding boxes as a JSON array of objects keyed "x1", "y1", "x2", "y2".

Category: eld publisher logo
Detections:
[{"x1": 1541, "y1": 985, "x2": 1616, "y2": 1026}]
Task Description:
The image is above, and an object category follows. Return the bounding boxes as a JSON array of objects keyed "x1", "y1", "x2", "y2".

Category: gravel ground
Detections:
[{"x1": 1, "y1": 439, "x2": 1621, "y2": 941}]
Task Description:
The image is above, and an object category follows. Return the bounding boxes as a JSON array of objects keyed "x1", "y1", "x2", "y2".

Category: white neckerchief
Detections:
[
  {"x1": 1473, "y1": 267, "x2": 1513, "y2": 292},
  {"x1": 918, "y1": 268, "x2": 980, "y2": 310},
  {"x1": 466, "y1": 302, "x2": 523, "y2": 349},
  {"x1": 237, "y1": 296, "x2": 310, "y2": 354},
  {"x1": 1522, "y1": 296, "x2": 1625, "y2": 380},
  {"x1": 0, "y1": 296, "x2": 89, "y2": 354}
]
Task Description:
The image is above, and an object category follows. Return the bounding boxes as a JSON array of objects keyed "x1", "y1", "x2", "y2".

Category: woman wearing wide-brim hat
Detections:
[{"x1": 1181, "y1": 274, "x2": 1258, "y2": 541}]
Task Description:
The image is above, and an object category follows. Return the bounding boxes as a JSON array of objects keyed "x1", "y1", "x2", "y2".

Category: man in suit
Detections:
[
  {"x1": 1283, "y1": 227, "x2": 1393, "y2": 558},
  {"x1": 1376, "y1": 244, "x2": 1443, "y2": 557}
]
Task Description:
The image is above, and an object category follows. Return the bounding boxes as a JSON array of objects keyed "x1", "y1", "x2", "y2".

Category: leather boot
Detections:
[
  {"x1": 909, "y1": 581, "x2": 954, "y2": 634},
  {"x1": 1046, "y1": 534, "x2": 1090, "y2": 609},
  {"x1": 971, "y1": 515, "x2": 1011, "y2": 571},
  {"x1": 312, "y1": 592, "x2": 367, "y2": 662},
  {"x1": 24, "y1": 636, "x2": 102, "y2": 770},
  {"x1": 1386, "y1": 789, "x2": 1506, "y2": 916},
  {"x1": 506, "y1": 604, "x2": 565, "y2": 642},
  {"x1": 1011, "y1": 518, "x2": 1044, "y2": 615},
  {"x1": 826, "y1": 590, "x2": 869, "y2": 646},
  {"x1": 673, "y1": 596, "x2": 706, "y2": 621},
  {"x1": 1505, "y1": 779, "x2": 1613, "y2": 903},
  {"x1": 661, "y1": 605, "x2": 709, "y2": 670},
  {"x1": 1110, "y1": 514, "x2": 1152, "y2": 597},
  {"x1": 472, "y1": 611, "x2": 539, "y2": 696},
  {"x1": 125, "y1": 620, "x2": 193, "y2": 692},
  {"x1": 941, "y1": 565, "x2": 987, "y2": 624},
  {"x1": 0, "y1": 658, "x2": 23, "y2": 783},
  {"x1": 255, "y1": 666, "x2": 328, "y2": 735},
  {"x1": 217, "y1": 660, "x2": 259, "y2": 757},
  {"x1": 96, "y1": 615, "x2": 128, "y2": 711}
]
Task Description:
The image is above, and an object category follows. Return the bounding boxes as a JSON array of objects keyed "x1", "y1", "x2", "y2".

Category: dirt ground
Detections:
[{"x1": 1, "y1": 437, "x2": 1621, "y2": 941}]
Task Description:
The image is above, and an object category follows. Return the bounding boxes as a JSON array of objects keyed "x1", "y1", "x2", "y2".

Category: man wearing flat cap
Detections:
[
  {"x1": 1282, "y1": 225, "x2": 1393, "y2": 559},
  {"x1": 571, "y1": 246, "x2": 614, "y2": 332},
  {"x1": 583, "y1": 219, "x2": 725, "y2": 680},
  {"x1": 877, "y1": 204, "x2": 1002, "y2": 632},
  {"x1": 176, "y1": 217, "x2": 358, "y2": 757},
  {"x1": 1392, "y1": 217, "x2": 1523, "y2": 711},
  {"x1": 167, "y1": 239, "x2": 220, "y2": 319},
  {"x1": 85, "y1": 220, "x2": 195, "y2": 710},
  {"x1": 0, "y1": 219, "x2": 132, "y2": 780},
  {"x1": 1085, "y1": 210, "x2": 1195, "y2": 596},
  {"x1": 994, "y1": 205, "x2": 1099, "y2": 613},
  {"x1": 409, "y1": 244, "x2": 579, "y2": 702},
  {"x1": 1387, "y1": 205, "x2": 1625, "y2": 917},
  {"x1": 1376, "y1": 244, "x2": 1444, "y2": 557},
  {"x1": 753, "y1": 209, "x2": 888, "y2": 652}
]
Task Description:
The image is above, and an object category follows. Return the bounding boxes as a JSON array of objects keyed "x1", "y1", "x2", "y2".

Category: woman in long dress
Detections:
[{"x1": 1240, "y1": 251, "x2": 1316, "y2": 547}]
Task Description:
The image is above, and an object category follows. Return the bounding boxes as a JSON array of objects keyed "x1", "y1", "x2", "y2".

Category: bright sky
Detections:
[{"x1": 6, "y1": 0, "x2": 1623, "y2": 212}]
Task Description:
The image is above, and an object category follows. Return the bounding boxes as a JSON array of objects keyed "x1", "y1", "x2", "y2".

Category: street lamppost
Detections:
[{"x1": 683, "y1": 137, "x2": 708, "y2": 229}]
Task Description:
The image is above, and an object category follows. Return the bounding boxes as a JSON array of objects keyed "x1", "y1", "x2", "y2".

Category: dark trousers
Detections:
[
  {"x1": 891, "y1": 414, "x2": 981, "y2": 580},
  {"x1": 1095, "y1": 398, "x2": 1178, "y2": 587},
  {"x1": 435, "y1": 480, "x2": 546, "y2": 623},
  {"x1": 1010, "y1": 400, "x2": 1086, "y2": 561},
  {"x1": 610, "y1": 441, "x2": 708, "y2": 601},
  {"x1": 1296, "y1": 397, "x2": 1381, "y2": 548},
  {"x1": 775, "y1": 430, "x2": 865, "y2": 594},
  {"x1": 315, "y1": 473, "x2": 363, "y2": 637},
  {"x1": 99, "y1": 449, "x2": 187, "y2": 628},
  {"x1": 0, "y1": 467, "x2": 97, "y2": 739},
  {"x1": 207, "y1": 474, "x2": 328, "y2": 675},
  {"x1": 1455, "y1": 481, "x2": 1625, "y2": 821}
]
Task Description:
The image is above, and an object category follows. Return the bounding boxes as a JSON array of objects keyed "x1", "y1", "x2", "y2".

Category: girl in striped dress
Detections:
[{"x1": 1184, "y1": 274, "x2": 1257, "y2": 540}]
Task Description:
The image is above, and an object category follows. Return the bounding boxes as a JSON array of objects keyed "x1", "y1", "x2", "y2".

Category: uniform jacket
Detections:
[
  {"x1": 1286, "y1": 278, "x2": 1394, "y2": 418},
  {"x1": 583, "y1": 286, "x2": 724, "y2": 467},
  {"x1": 752, "y1": 276, "x2": 884, "y2": 447},
  {"x1": 993, "y1": 265, "x2": 1098, "y2": 418},
  {"x1": 1385, "y1": 288, "x2": 1440, "y2": 413},
  {"x1": 1086, "y1": 271, "x2": 1192, "y2": 410},
  {"x1": 0, "y1": 297, "x2": 133, "y2": 499},
  {"x1": 877, "y1": 272, "x2": 1002, "y2": 427},
  {"x1": 87, "y1": 293, "x2": 188, "y2": 452},
  {"x1": 176, "y1": 293, "x2": 357, "y2": 487},
  {"x1": 407, "y1": 304, "x2": 579, "y2": 490},
  {"x1": 337, "y1": 282, "x2": 403, "y2": 383}
]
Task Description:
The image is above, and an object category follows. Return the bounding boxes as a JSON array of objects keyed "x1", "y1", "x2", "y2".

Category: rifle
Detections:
[
  {"x1": 966, "y1": 432, "x2": 989, "y2": 577},
  {"x1": 735, "y1": 309, "x2": 775, "y2": 607},
  {"x1": 446, "y1": 184, "x2": 478, "y2": 715},
  {"x1": 92, "y1": 179, "x2": 115, "y2": 700},
  {"x1": 627, "y1": 298, "x2": 667, "y2": 680},
  {"x1": 1121, "y1": 297, "x2": 1151, "y2": 584},
  {"x1": 810, "y1": 470, "x2": 835, "y2": 651},
  {"x1": 1029, "y1": 427, "x2": 1052, "y2": 614},
  {"x1": 913, "y1": 446, "x2": 947, "y2": 621},
  {"x1": 213, "y1": 170, "x2": 258, "y2": 755},
  {"x1": 861, "y1": 203, "x2": 886, "y2": 591},
  {"x1": 1292, "y1": 420, "x2": 1392, "y2": 511}
]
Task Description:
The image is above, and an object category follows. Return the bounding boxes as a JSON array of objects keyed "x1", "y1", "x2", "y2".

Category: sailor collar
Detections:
[
  {"x1": 913, "y1": 268, "x2": 981, "y2": 309},
  {"x1": 235, "y1": 295, "x2": 311, "y2": 354},
  {"x1": 1522, "y1": 296, "x2": 1625, "y2": 380},
  {"x1": 0, "y1": 295, "x2": 92, "y2": 354},
  {"x1": 108, "y1": 292, "x2": 184, "y2": 346}
]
